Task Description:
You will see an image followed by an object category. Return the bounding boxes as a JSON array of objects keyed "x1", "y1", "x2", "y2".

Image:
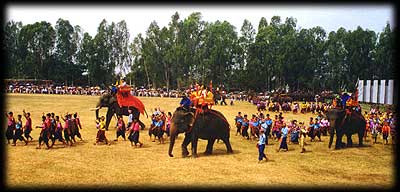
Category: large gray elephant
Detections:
[
  {"x1": 168, "y1": 107, "x2": 233, "y2": 158},
  {"x1": 325, "y1": 108, "x2": 366, "y2": 149},
  {"x1": 94, "y1": 93, "x2": 145, "y2": 130}
]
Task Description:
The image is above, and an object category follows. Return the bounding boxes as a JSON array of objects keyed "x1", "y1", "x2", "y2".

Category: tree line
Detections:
[{"x1": 4, "y1": 12, "x2": 395, "y2": 93}]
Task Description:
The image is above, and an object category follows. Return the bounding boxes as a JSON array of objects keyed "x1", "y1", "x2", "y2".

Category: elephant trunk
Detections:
[
  {"x1": 95, "y1": 101, "x2": 102, "y2": 120},
  {"x1": 95, "y1": 108, "x2": 100, "y2": 120},
  {"x1": 168, "y1": 123, "x2": 178, "y2": 157}
]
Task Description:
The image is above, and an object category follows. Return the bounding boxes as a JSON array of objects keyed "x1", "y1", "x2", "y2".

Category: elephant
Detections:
[
  {"x1": 325, "y1": 108, "x2": 366, "y2": 149},
  {"x1": 168, "y1": 107, "x2": 233, "y2": 158},
  {"x1": 94, "y1": 93, "x2": 145, "y2": 130}
]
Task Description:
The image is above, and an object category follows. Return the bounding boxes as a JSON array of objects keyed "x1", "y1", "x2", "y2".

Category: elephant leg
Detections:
[
  {"x1": 346, "y1": 134, "x2": 353, "y2": 147},
  {"x1": 191, "y1": 135, "x2": 199, "y2": 158},
  {"x1": 221, "y1": 137, "x2": 233, "y2": 153},
  {"x1": 335, "y1": 134, "x2": 342, "y2": 149},
  {"x1": 358, "y1": 130, "x2": 364, "y2": 147},
  {"x1": 204, "y1": 138, "x2": 216, "y2": 155},
  {"x1": 181, "y1": 133, "x2": 191, "y2": 157}
]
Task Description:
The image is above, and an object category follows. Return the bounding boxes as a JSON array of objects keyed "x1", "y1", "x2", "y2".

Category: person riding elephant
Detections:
[
  {"x1": 168, "y1": 107, "x2": 233, "y2": 158},
  {"x1": 325, "y1": 108, "x2": 366, "y2": 149},
  {"x1": 93, "y1": 93, "x2": 146, "y2": 131}
]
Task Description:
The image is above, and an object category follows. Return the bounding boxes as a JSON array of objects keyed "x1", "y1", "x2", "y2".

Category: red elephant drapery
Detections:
[{"x1": 116, "y1": 86, "x2": 145, "y2": 115}]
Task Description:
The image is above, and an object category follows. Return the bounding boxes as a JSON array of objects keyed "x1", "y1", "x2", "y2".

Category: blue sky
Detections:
[{"x1": 6, "y1": 4, "x2": 394, "y2": 42}]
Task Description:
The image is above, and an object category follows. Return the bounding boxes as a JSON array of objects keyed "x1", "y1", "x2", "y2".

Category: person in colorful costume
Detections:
[{"x1": 190, "y1": 81, "x2": 214, "y2": 115}]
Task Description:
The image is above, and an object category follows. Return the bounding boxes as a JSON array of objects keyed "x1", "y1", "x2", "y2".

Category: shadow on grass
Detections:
[{"x1": 189, "y1": 149, "x2": 240, "y2": 158}]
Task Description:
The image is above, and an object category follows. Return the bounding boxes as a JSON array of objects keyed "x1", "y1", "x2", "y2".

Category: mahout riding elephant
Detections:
[
  {"x1": 325, "y1": 108, "x2": 366, "y2": 149},
  {"x1": 168, "y1": 107, "x2": 233, "y2": 158},
  {"x1": 93, "y1": 93, "x2": 145, "y2": 130}
]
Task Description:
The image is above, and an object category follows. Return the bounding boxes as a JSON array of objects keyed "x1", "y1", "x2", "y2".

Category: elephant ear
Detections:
[{"x1": 184, "y1": 112, "x2": 195, "y2": 126}]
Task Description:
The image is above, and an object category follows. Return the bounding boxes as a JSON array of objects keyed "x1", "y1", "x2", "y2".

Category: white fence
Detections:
[{"x1": 357, "y1": 79, "x2": 396, "y2": 105}]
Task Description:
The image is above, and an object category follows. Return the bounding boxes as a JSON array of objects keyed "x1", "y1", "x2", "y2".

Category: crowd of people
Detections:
[
  {"x1": 235, "y1": 111, "x2": 330, "y2": 155},
  {"x1": 364, "y1": 107, "x2": 396, "y2": 145},
  {"x1": 5, "y1": 110, "x2": 84, "y2": 149},
  {"x1": 235, "y1": 102, "x2": 396, "y2": 162}
]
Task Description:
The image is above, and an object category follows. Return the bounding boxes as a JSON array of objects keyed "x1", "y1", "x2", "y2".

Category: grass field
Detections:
[{"x1": 4, "y1": 94, "x2": 396, "y2": 189}]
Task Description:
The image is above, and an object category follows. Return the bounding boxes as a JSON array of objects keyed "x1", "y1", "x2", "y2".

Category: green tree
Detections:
[{"x1": 4, "y1": 21, "x2": 23, "y2": 78}]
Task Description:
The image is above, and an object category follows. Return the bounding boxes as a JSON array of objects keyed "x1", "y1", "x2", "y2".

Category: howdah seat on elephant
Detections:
[{"x1": 168, "y1": 107, "x2": 233, "y2": 158}]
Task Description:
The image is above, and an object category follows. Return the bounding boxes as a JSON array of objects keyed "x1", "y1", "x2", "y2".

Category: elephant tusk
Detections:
[{"x1": 90, "y1": 107, "x2": 100, "y2": 111}]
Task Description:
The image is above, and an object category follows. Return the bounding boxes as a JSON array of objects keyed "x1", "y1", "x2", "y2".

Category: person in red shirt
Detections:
[
  {"x1": 22, "y1": 110, "x2": 33, "y2": 141},
  {"x1": 61, "y1": 114, "x2": 73, "y2": 146},
  {"x1": 5, "y1": 111, "x2": 15, "y2": 144},
  {"x1": 382, "y1": 122, "x2": 390, "y2": 145},
  {"x1": 35, "y1": 115, "x2": 51, "y2": 149}
]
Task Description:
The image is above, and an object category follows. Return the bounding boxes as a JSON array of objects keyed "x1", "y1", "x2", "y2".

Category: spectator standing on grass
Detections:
[
  {"x1": 166, "y1": 112, "x2": 172, "y2": 137},
  {"x1": 257, "y1": 129, "x2": 269, "y2": 163},
  {"x1": 265, "y1": 114, "x2": 272, "y2": 139},
  {"x1": 382, "y1": 122, "x2": 390, "y2": 145},
  {"x1": 277, "y1": 123, "x2": 289, "y2": 152},
  {"x1": 234, "y1": 112, "x2": 243, "y2": 136},
  {"x1": 313, "y1": 119, "x2": 322, "y2": 142},
  {"x1": 371, "y1": 118, "x2": 379, "y2": 144},
  {"x1": 241, "y1": 114, "x2": 250, "y2": 140},
  {"x1": 260, "y1": 117, "x2": 269, "y2": 145},
  {"x1": 308, "y1": 117, "x2": 315, "y2": 142}
]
